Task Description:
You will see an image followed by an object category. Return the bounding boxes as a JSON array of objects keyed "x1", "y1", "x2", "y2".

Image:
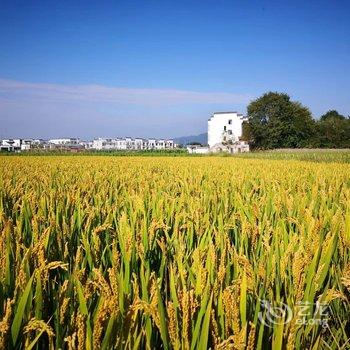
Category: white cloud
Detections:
[
  {"x1": 0, "y1": 78, "x2": 252, "y2": 106},
  {"x1": 0, "y1": 78, "x2": 253, "y2": 139}
]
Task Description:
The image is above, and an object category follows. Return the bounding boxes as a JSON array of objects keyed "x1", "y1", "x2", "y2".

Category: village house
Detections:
[
  {"x1": 188, "y1": 111, "x2": 250, "y2": 154},
  {"x1": 208, "y1": 111, "x2": 249, "y2": 152},
  {"x1": 0, "y1": 139, "x2": 22, "y2": 152}
]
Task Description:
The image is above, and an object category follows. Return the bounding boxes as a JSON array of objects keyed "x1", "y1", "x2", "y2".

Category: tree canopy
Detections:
[
  {"x1": 245, "y1": 92, "x2": 349, "y2": 149},
  {"x1": 316, "y1": 110, "x2": 350, "y2": 148},
  {"x1": 320, "y1": 110, "x2": 345, "y2": 121}
]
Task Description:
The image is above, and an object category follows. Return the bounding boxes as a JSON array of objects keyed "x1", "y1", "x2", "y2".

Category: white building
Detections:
[
  {"x1": 165, "y1": 140, "x2": 174, "y2": 149},
  {"x1": 49, "y1": 138, "x2": 80, "y2": 146},
  {"x1": 207, "y1": 111, "x2": 249, "y2": 153},
  {"x1": 185, "y1": 111, "x2": 250, "y2": 154},
  {"x1": 31, "y1": 139, "x2": 48, "y2": 147},
  {"x1": 48, "y1": 138, "x2": 84, "y2": 151},
  {"x1": 20, "y1": 139, "x2": 33, "y2": 151},
  {"x1": 208, "y1": 112, "x2": 247, "y2": 148},
  {"x1": 156, "y1": 139, "x2": 165, "y2": 150},
  {"x1": 0, "y1": 139, "x2": 22, "y2": 152},
  {"x1": 92, "y1": 138, "x2": 118, "y2": 150}
]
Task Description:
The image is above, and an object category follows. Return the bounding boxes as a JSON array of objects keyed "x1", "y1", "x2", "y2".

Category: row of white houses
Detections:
[
  {"x1": 0, "y1": 138, "x2": 81, "y2": 152},
  {"x1": 0, "y1": 137, "x2": 176, "y2": 152},
  {"x1": 91, "y1": 138, "x2": 175, "y2": 150}
]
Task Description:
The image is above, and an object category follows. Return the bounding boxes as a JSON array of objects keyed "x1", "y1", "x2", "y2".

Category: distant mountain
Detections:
[{"x1": 173, "y1": 133, "x2": 207, "y2": 146}]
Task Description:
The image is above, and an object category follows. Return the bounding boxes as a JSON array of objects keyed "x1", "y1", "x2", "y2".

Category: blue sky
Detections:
[{"x1": 0, "y1": 0, "x2": 349, "y2": 139}]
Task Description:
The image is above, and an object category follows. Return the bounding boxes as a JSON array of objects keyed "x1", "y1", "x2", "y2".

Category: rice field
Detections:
[
  {"x1": 0, "y1": 155, "x2": 349, "y2": 349},
  {"x1": 232, "y1": 149, "x2": 350, "y2": 164}
]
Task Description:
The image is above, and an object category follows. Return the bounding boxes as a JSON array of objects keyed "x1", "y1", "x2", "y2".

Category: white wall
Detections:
[
  {"x1": 187, "y1": 146, "x2": 209, "y2": 154},
  {"x1": 208, "y1": 112, "x2": 246, "y2": 148}
]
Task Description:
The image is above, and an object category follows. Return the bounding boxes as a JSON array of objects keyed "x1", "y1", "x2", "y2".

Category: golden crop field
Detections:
[{"x1": 0, "y1": 156, "x2": 349, "y2": 350}]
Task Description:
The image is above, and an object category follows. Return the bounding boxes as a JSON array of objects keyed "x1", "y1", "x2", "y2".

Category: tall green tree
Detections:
[
  {"x1": 246, "y1": 92, "x2": 315, "y2": 149},
  {"x1": 316, "y1": 110, "x2": 350, "y2": 148},
  {"x1": 320, "y1": 110, "x2": 345, "y2": 121}
]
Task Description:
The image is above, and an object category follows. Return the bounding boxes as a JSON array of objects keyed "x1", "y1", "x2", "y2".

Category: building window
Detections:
[
  {"x1": 228, "y1": 120, "x2": 232, "y2": 124},
  {"x1": 224, "y1": 126, "x2": 227, "y2": 131},
  {"x1": 228, "y1": 130, "x2": 232, "y2": 135}
]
